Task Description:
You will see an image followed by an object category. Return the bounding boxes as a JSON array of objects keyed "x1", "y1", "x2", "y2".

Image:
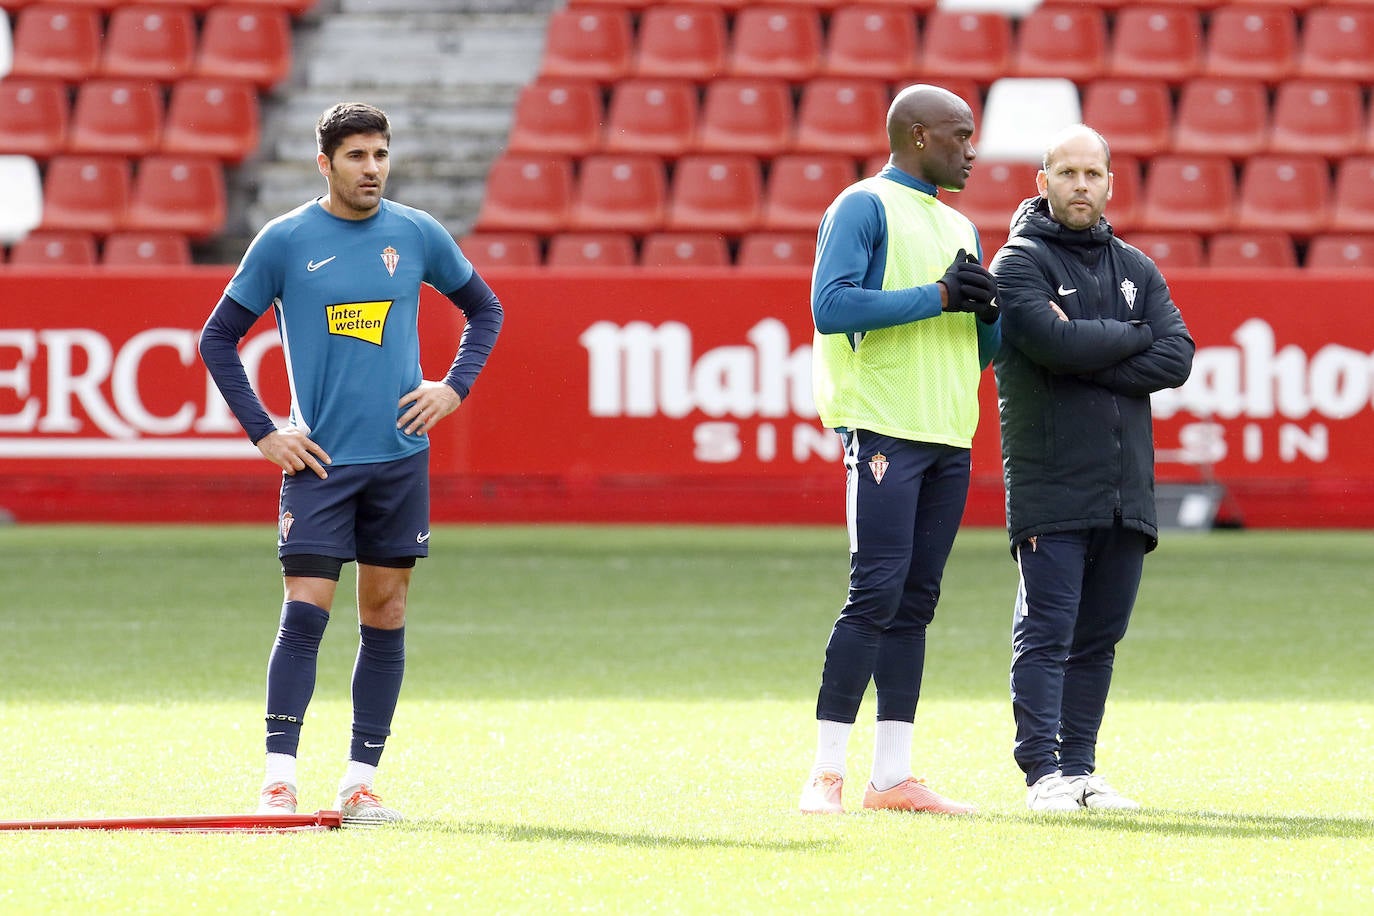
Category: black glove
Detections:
[{"x1": 938, "y1": 250, "x2": 998, "y2": 316}]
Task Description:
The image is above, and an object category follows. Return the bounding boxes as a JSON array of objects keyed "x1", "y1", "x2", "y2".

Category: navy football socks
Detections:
[
  {"x1": 349, "y1": 624, "x2": 406, "y2": 766},
  {"x1": 264, "y1": 600, "x2": 330, "y2": 756}
]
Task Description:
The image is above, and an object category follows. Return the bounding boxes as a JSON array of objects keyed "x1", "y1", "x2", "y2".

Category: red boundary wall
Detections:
[{"x1": 2, "y1": 267, "x2": 1372, "y2": 528}]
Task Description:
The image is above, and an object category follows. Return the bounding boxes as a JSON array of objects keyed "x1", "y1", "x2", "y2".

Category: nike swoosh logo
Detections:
[
  {"x1": 363, "y1": 741, "x2": 385, "y2": 748},
  {"x1": 1057, "y1": 284, "x2": 1077, "y2": 296},
  {"x1": 307, "y1": 256, "x2": 336, "y2": 272},
  {"x1": 416, "y1": 531, "x2": 431, "y2": 544},
  {"x1": 267, "y1": 732, "x2": 286, "y2": 738}
]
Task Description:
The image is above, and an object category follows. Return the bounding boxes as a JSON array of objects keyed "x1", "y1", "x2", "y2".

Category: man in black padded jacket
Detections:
[{"x1": 990, "y1": 124, "x2": 1194, "y2": 813}]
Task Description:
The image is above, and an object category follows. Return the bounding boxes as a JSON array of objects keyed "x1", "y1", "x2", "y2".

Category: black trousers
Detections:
[
  {"x1": 1010, "y1": 525, "x2": 1148, "y2": 785},
  {"x1": 815, "y1": 431, "x2": 970, "y2": 725}
]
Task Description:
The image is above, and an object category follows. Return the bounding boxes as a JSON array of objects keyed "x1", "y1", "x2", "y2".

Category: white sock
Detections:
[
  {"x1": 339, "y1": 760, "x2": 378, "y2": 795},
  {"x1": 264, "y1": 752, "x2": 296, "y2": 788},
  {"x1": 811, "y1": 720, "x2": 852, "y2": 779},
  {"x1": 870, "y1": 720, "x2": 914, "y2": 792}
]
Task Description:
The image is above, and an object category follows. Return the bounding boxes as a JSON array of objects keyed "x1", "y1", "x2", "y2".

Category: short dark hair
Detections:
[{"x1": 316, "y1": 102, "x2": 390, "y2": 160}]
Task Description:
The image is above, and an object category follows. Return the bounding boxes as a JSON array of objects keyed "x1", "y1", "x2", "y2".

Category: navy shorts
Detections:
[{"x1": 277, "y1": 449, "x2": 430, "y2": 561}]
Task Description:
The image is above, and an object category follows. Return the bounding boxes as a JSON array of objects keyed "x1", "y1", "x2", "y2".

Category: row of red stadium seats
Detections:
[
  {"x1": 0, "y1": 0, "x2": 313, "y2": 11},
  {"x1": 1130, "y1": 232, "x2": 1374, "y2": 271},
  {"x1": 5, "y1": 153, "x2": 226, "y2": 241},
  {"x1": 541, "y1": 3, "x2": 1374, "y2": 86},
  {"x1": 2, "y1": 76, "x2": 260, "y2": 162},
  {"x1": 465, "y1": 230, "x2": 817, "y2": 270},
  {"x1": 515, "y1": 74, "x2": 1374, "y2": 163},
  {"x1": 461, "y1": 229, "x2": 1374, "y2": 272},
  {"x1": 564, "y1": 0, "x2": 1368, "y2": 11},
  {"x1": 962, "y1": 155, "x2": 1374, "y2": 238},
  {"x1": 474, "y1": 151, "x2": 1374, "y2": 240},
  {"x1": 1, "y1": 3, "x2": 292, "y2": 89},
  {"x1": 477, "y1": 152, "x2": 854, "y2": 237},
  {"x1": 1, "y1": 228, "x2": 191, "y2": 266}
]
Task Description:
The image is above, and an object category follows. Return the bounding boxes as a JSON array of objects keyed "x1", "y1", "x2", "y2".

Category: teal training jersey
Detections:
[{"x1": 224, "y1": 198, "x2": 473, "y2": 466}]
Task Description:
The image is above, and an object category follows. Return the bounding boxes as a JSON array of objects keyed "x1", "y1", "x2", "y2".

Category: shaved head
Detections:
[
  {"x1": 886, "y1": 84, "x2": 970, "y2": 150},
  {"x1": 1042, "y1": 124, "x2": 1111, "y2": 173},
  {"x1": 886, "y1": 84, "x2": 977, "y2": 191}
]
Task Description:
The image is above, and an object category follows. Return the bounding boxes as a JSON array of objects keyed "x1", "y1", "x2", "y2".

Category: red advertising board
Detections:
[{"x1": 1, "y1": 267, "x2": 1371, "y2": 527}]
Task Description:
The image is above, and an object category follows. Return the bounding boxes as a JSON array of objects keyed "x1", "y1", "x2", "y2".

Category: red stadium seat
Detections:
[
  {"x1": 194, "y1": 6, "x2": 293, "y2": 90},
  {"x1": 737, "y1": 231, "x2": 816, "y2": 268},
  {"x1": 474, "y1": 154, "x2": 574, "y2": 234},
  {"x1": 1306, "y1": 234, "x2": 1374, "y2": 270},
  {"x1": 1329, "y1": 156, "x2": 1374, "y2": 233},
  {"x1": 1203, "y1": 5, "x2": 1296, "y2": 81},
  {"x1": 602, "y1": 79, "x2": 699, "y2": 158},
  {"x1": 506, "y1": 80, "x2": 604, "y2": 157},
  {"x1": 821, "y1": 5, "x2": 919, "y2": 81},
  {"x1": 978, "y1": 228, "x2": 1008, "y2": 263},
  {"x1": 100, "y1": 4, "x2": 195, "y2": 82},
  {"x1": 102, "y1": 230, "x2": 193, "y2": 266},
  {"x1": 125, "y1": 155, "x2": 227, "y2": 241},
  {"x1": 1172, "y1": 78, "x2": 1269, "y2": 160},
  {"x1": 459, "y1": 232, "x2": 542, "y2": 269},
  {"x1": 946, "y1": 160, "x2": 1038, "y2": 236},
  {"x1": 792, "y1": 78, "x2": 890, "y2": 158},
  {"x1": 1268, "y1": 80, "x2": 1364, "y2": 160},
  {"x1": 640, "y1": 231, "x2": 730, "y2": 268},
  {"x1": 1, "y1": 78, "x2": 69, "y2": 159},
  {"x1": 1105, "y1": 154, "x2": 1142, "y2": 233},
  {"x1": 1013, "y1": 4, "x2": 1107, "y2": 81},
  {"x1": 9, "y1": 4, "x2": 102, "y2": 81},
  {"x1": 546, "y1": 232, "x2": 637, "y2": 268},
  {"x1": 1108, "y1": 6, "x2": 1201, "y2": 82},
  {"x1": 1297, "y1": 5, "x2": 1374, "y2": 81},
  {"x1": 7, "y1": 229, "x2": 97, "y2": 266},
  {"x1": 918, "y1": 10, "x2": 1012, "y2": 85},
  {"x1": 728, "y1": 5, "x2": 822, "y2": 81},
  {"x1": 161, "y1": 78, "x2": 261, "y2": 164},
  {"x1": 567, "y1": 153, "x2": 668, "y2": 234},
  {"x1": 539, "y1": 7, "x2": 633, "y2": 84},
  {"x1": 695, "y1": 78, "x2": 793, "y2": 157},
  {"x1": 1207, "y1": 231, "x2": 1297, "y2": 269},
  {"x1": 1138, "y1": 155, "x2": 1236, "y2": 234},
  {"x1": 665, "y1": 154, "x2": 763, "y2": 235},
  {"x1": 760, "y1": 153, "x2": 855, "y2": 232},
  {"x1": 634, "y1": 6, "x2": 727, "y2": 82},
  {"x1": 40, "y1": 155, "x2": 132, "y2": 235},
  {"x1": 67, "y1": 79, "x2": 164, "y2": 157},
  {"x1": 1234, "y1": 155, "x2": 1331, "y2": 237},
  {"x1": 1124, "y1": 231, "x2": 1205, "y2": 269},
  {"x1": 1081, "y1": 79, "x2": 1172, "y2": 160}
]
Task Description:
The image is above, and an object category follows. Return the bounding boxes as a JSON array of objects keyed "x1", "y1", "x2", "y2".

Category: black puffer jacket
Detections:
[{"x1": 990, "y1": 197, "x2": 1194, "y2": 553}]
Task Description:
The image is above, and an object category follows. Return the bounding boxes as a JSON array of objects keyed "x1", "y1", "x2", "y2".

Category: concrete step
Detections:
[{"x1": 222, "y1": 1, "x2": 552, "y2": 262}]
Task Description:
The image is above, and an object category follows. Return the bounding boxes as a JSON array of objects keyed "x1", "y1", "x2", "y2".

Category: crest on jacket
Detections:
[{"x1": 1121, "y1": 278, "x2": 1138, "y2": 310}]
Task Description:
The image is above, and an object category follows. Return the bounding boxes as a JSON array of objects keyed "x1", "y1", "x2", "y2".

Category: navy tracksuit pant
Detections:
[
  {"x1": 1010, "y1": 525, "x2": 1148, "y2": 785},
  {"x1": 815, "y1": 430, "x2": 971, "y2": 725}
]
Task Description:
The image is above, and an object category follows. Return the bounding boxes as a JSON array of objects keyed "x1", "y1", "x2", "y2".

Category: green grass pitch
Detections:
[{"x1": 0, "y1": 524, "x2": 1370, "y2": 913}]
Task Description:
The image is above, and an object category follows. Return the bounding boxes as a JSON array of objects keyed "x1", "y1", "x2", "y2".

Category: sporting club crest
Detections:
[
  {"x1": 279, "y1": 511, "x2": 294, "y2": 542},
  {"x1": 868, "y1": 452, "x2": 889, "y2": 485},
  {"x1": 381, "y1": 245, "x2": 400, "y2": 277},
  {"x1": 1120, "y1": 277, "x2": 1138, "y2": 310}
]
